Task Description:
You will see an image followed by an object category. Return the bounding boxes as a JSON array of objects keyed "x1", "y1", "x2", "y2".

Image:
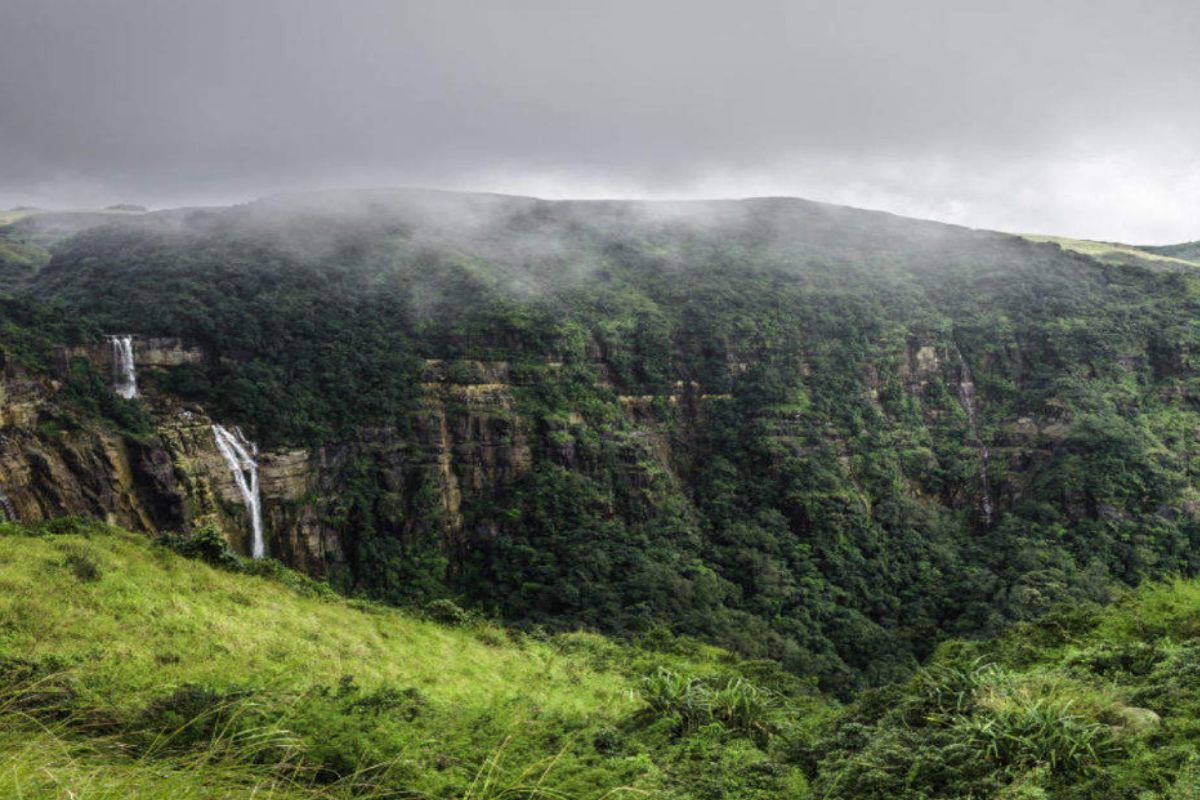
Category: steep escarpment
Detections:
[
  {"x1": 0, "y1": 359, "x2": 171, "y2": 530},
  {"x1": 8, "y1": 190, "x2": 1200, "y2": 692},
  {"x1": 0, "y1": 334, "x2": 319, "y2": 565}
]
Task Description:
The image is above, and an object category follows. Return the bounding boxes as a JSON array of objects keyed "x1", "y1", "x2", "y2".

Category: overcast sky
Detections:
[{"x1": 1, "y1": 0, "x2": 1197, "y2": 242}]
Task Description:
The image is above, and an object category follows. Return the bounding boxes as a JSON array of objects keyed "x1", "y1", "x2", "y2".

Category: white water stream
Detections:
[
  {"x1": 212, "y1": 424, "x2": 264, "y2": 558},
  {"x1": 109, "y1": 335, "x2": 138, "y2": 399},
  {"x1": 953, "y1": 347, "x2": 994, "y2": 525}
]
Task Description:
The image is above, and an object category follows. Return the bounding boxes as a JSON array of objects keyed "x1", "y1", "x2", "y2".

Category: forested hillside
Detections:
[{"x1": 5, "y1": 190, "x2": 1200, "y2": 697}]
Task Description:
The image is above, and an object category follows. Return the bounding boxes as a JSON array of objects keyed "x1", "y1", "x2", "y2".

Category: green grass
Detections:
[
  {"x1": 0, "y1": 527, "x2": 625, "y2": 711},
  {"x1": 0, "y1": 239, "x2": 49, "y2": 288},
  {"x1": 0, "y1": 726, "x2": 320, "y2": 799},
  {"x1": 9, "y1": 518, "x2": 1200, "y2": 797},
  {"x1": 1021, "y1": 234, "x2": 1200, "y2": 271},
  {"x1": 0, "y1": 208, "x2": 37, "y2": 226},
  {"x1": 808, "y1": 581, "x2": 1200, "y2": 798},
  {"x1": 0, "y1": 238, "x2": 48, "y2": 267},
  {"x1": 0, "y1": 520, "x2": 813, "y2": 799}
]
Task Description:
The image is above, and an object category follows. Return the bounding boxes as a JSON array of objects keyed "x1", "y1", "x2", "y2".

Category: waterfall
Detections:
[
  {"x1": 109, "y1": 335, "x2": 138, "y2": 399},
  {"x1": 212, "y1": 424, "x2": 264, "y2": 559},
  {"x1": 953, "y1": 346, "x2": 994, "y2": 525},
  {"x1": 0, "y1": 489, "x2": 15, "y2": 522}
]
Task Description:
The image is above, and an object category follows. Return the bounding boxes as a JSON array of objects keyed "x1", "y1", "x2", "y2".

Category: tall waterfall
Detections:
[
  {"x1": 109, "y1": 335, "x2": 138, "y2": 399},
  {"x1": 212, "y1": 424, "x2": 265, "y2": 559},
  {"x1": 0, "y1": 489, "x2": 15, "y2": 523},
  {"x1": 953, "y1": 346, "x2": 994, "y2": 525}
]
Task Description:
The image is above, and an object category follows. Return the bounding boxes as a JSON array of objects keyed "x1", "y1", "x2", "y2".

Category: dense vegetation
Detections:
[
  {"x1": 6, "y1": 190, "x2": 1200, "y2": 701},
  {"x1": 4, "y1": 519, "x2": 1200, "y2": 798},
  {"x1": 0, "y1": 519, "x2": 818, "y2": 799}
]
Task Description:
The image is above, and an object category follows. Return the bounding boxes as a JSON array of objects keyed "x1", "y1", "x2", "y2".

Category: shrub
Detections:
[
  {"x1": 1063, "y1": 641, "x2": 1162, "y2": 678},
  {"x1": 32, "y1": 516, "x2": 103, "y2": 537},
  {"x1": 61, "y1": 544, "x2": 101, "y2": 582},
  {"x1": 244, "y1": 557, "x2": 338, "y2": 599},
  {"x1": 278, "y1": 679, "x2": 429, "y2": 782},
  {"x1": 424, "y1": 598, "x2": 471, "y2": 625},
  {"x1": 159, "y1": 524, "x2": 243, "y2": 570},
  {"x1": 957, "y1": 697, "x2": 1113, "y2": 776},
  {"x1": 472, "y1": 624, "x2": 508, "y2": 647},
  {"x1": 915, "y1": 658, "x2": 1005, "y2": 719},
  {"x1": 136, "y1": 683, "x2": 255, "y2": 753},
  {"x1": 637, "y1": 668, "x2": 780, "y2": 746},
  {"x1": 593, "y1": 727, "x2": 621, "y2": 754},
  {"x1": 345, "y1": 685, "x2": 428, "y2": 721},
  {"x1": 919, "y1": 661, "x2": 1115, "y2": 779},
  {"x1": 0, "y1": 656, "x2": 77, "y2": 719}
]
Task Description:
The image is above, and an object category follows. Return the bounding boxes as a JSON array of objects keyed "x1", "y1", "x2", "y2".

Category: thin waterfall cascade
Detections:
[
  {"x1": 211, "y1": 424, "x2": 265, "y2": 559},
  {"x1": 108, "y1": 335, "x2": 138, "y2": 399},
  {"x1": 0, "y1": 489, "x2": 15, "y2": 523},
  {"x1": 953, "y1": 346, "x2": 994, "y2": 525}
]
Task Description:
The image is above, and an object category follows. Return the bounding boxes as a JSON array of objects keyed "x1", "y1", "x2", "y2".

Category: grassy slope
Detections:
[
  {"x1": 0, "y1": 240, "x2": 50, "y2": 290},
  {"x1": 1142, "y1": 241, "x2": 1200, "y2": 263},
  {"x1": 2, "y1": 531, "x2": 621, "y2": 710},
  {"x1": 6, "y1": 520, "x2": 1200, "y2": 797},
  {"x1": 0, "y1": 521, "x2": 814, "y2": 799},
  {"x1": 0, "y1": 209, "x2": 37, "y2": 226},
  {"x1": 0, "y1": 209, "x2": 146, "y2": 268},
  {"x1": 1021, "y1": 233, "x2": 1200, "y2": 271},
  {"x1": 810, "y1": 579, "x2": 1200, "y2": 799}
]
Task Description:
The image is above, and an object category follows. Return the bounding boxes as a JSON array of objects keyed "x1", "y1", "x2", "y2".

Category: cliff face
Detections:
[
  {"x1": 0, "y1": 360, "x2": 175, "y2": 530},
  {"x1": 0, "y1": 330, "x2": 1064, "y2": 553},
  {"x1": 1, "y1": 341, "x2": 550, "y2": 578},
  {"x1": 0, "y1": 358, "x2": 331, "y2": 580},
  {"x1": 4, "y1": 324, "x2": 1176, "y2": 587},
  {"x1": 1, "y1": 337, "x2": 706, "y2": 582},
  {"x1": 152, "y1": 410, "x2": 324, "y2": 565}
]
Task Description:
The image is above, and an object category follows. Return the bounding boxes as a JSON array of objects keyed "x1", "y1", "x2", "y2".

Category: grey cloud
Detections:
[{"x1": 0, "y1": 0, "x2": 1197, "y2": 241}]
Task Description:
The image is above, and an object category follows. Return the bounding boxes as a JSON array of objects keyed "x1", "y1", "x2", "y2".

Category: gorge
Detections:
[
  {"x1": 2, "y1": 190, "x2": 1200, "y2": 799},
  {"x1": 3, "y1": 189, "x2": 1200, "y2": 695},
  {"x1": 5, "y1": 0, "x2": 1199, "y2": 794}
]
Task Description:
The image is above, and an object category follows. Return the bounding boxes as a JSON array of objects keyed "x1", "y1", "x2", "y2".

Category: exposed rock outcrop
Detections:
[
  {"x1": 0, "y1": 362, "x2": 177, "y2": 530},
  {"x1": 4, "y1": 331, "x2": 1171, "y2": 590}
]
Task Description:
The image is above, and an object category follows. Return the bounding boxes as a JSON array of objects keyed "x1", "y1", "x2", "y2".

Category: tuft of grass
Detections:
[
  {"x1": 61, "y1": 542, "x2": 103, "y2": 582},
  {"x1": 919, "y1": 660, "x2": 1118, "y2": 778},
  {"x1": 637, "y1": 668, "x2": 780, "y2": 746},
  {"x1": 957, "y1": 696, "x2": 1112, "y2": 776}
]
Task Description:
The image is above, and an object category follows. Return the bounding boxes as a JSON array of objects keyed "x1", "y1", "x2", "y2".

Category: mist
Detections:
[{"x1": 1, "y1": 0, "x2": 1197, "y2": 243}]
